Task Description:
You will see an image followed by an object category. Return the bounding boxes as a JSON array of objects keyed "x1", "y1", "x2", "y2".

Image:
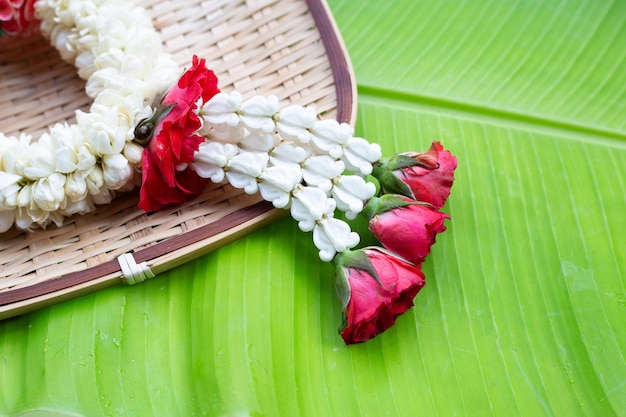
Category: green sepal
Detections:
[
  {"x1": 333, "y1": 249, "x2": 382, "y2": 309},
  {"x1": 372, "y1": 166, "x2": 415, "y2": 199},
  {"x1": 387, "y1": 154, "x2": 436, "y2": 171},
  {"x1": 133, "y1": 102, "x2": 175, "y2": 146},
  {"x1": 333, "y1": 262, "x2": 352, "y2": 310},
  {"x1": 376, "y1": 154, "x2": 437, "y2": 173},
  {"x1": 362, "y1": 194, "x2": 414, "y2": 220},
  {"x1": 372, "y1": 153, "x2": 438, "y2": 199}
]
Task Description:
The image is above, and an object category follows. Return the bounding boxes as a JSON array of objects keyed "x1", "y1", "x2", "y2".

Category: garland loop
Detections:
[{"x1": 0, "y1": 0, "x2": 458, "y2": 344}]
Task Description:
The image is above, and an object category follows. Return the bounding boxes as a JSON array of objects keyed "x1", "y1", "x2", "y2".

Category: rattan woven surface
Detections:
[{"x1": 0, "y1": 0, "x2": 355, "y2": 316}]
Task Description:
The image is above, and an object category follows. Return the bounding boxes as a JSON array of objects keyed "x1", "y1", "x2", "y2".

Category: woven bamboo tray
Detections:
[{"x1": 0, "y1": 0, "x2": 356, "y2": 319}]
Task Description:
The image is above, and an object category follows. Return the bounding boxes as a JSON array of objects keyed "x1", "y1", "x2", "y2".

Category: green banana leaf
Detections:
[{"x1": 2, "y1": 0, "x2": 625, "y2": 416}]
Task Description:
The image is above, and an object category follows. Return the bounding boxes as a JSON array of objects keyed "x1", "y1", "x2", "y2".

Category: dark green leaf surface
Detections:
[{"x1": 1, "y1": 0, "x2": 625, "y2": 416}]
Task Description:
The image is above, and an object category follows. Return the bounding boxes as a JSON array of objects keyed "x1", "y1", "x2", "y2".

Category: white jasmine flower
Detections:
[
  {"x1": 310, "y1": 119, "x2": 352, "y2": 158},
  {"x1": 65, "y1": 173, "x2": 88, "y2": 202},
  {"x1": 62, "y1": 197, "x2": 96, "y2": 217},
  {"x1": 93, "y1": 8, "x2": 154, "y2": 55},
  {"x1": 54, "y1": 143, "x2": 79, "y2": 174},
  {"x1": 91, "y1": 48, "x2": 126, "y2": 72},
  {"x1": 0, "y1": 133, "x2": 19, "y2": 163},
  {"x1": 123, "y1": 142, "x2": 144, "y2": 165},
  {"x1": 331, "y1": 175, "x2": 377, "y2": 219},
  {"x1": 0, "y1": 133, "x2": 28, "y2": 162},
  {"x1": 239, "y1": 95, "x2": 279, "y2": 133},
  {"x1": 76, "y1": 145, "x2": 97, "y2": 172},
  {"x1": 92, "y1": 90, "x2": 150, "y2": 129},
  {"x1": 121, "y1": 36, "x2": 164, "y2": 76},
  {"x1": 302, "y1": 155, "x2": 345, "y2": 192},
  {"x1": 49, "y1": 27, "x2": 75, "y2": 62},
  {"x1": 22, "y1": 135, "x2": 56, "y2": 180},
  {"x1": 270, "y1": 143, "x2": 308, "y2": 166},
  {"x1": 193, "y1": 142, "x2": 239, "y2": 183},
  {"x1": 15, "y1": 207, "x2": 36, "y2": 231},
  {"x1": 204, "y1": 123, "x2": 245, "y2": 144},
  {"x1": 275, "y1": 105, "x2": 316, "y2": 144},
  {"x1": 313, "y1": 217, "x2": 360, "y2": 262},
  {"x1": 240, "y1": 132, "x2": 279, "y2": 153},
  {"x1": 85, "y1": 67, "x2": 139, "y2": 99},
  {"x1": 290, "y1": 186, "x2": 336, "y2": 232},
  {"x1": 225, "y1": 151, "x2": 270, "y2": 194},
  {"x1": 341, "y1": 137, "x2": 382, "y2": 176},
  {"x1": 0, "y1": 210, "x2": 15, "y2": 233},
  {"x1": 77, "y1": 111, "x2": 126, "y2": 155},
  {"x1": 102, "y1": 154, "x2": 132, "y2": 190},
  {"x1": 16, "y1": 183, "x2": 32, "y2": 208},
  {"x1": 144, "y1": 54, "x2": 180, "y2": 93},
  {"x1": 46, "y1": 210, "x2": 66, "y2": 228},
  {"x1": 85, "y1": 165, "x2": 105, "y2": 195},
  {"x1": 258, "y1": 164, "x2": 302, "y2": 209},
  {"x1": 32, "y1": 173, "x2": 67, "y2": 211},
  {"x1": 91, "y1": 187, "x2": 114, "y2": 205},
  {"x1": 201, "y1": 91, "x2": 243, "y2": 126},
  {"x1": 75, "y1": 50, "x2": 96, "y2": 79},
  {"x1": 0, "y1": 172, "x2": 22, "y2": 208}
]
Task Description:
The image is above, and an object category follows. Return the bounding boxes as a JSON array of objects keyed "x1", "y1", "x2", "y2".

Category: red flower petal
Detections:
[
  {"x1": 369, "y1": 198, "x2": 449, "y2": 265},
  {"x1": 337, "y1": 248, "x2": 426, "y2": 344},
  {"x1": 396, "y1": 142, "x2": 458, "y2": 209},
  {"x1": 138, "y1": 56, "x2": 220, "y2": 212},
  {"x1": 1, "y1": 0, "x2": 38, "y2": 35}
]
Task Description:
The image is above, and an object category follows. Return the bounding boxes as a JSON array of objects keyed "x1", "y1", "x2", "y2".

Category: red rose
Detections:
[
  {"x1": 137, "y1": 56, "x2": 219, "y2": 212},
  {"x1": 374, "y1": 141, "x2": 457, "y2": 209},
  {"x1": 0, "y1": 0, "x2": 38, "y2": 36},
  {"x1": 367, "y1": 194, "x2": 449, "y2": 265},
  {"x1": 334, "y1": 247, "x2": 426, "y2": 344}
]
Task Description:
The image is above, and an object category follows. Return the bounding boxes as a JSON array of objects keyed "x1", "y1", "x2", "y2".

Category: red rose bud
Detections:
[
  {"x1": 137, "y1": 56, "x2": 219, "y2": 212},
  {"x1": 334, "y1": 247, "x2": 426, "y2": 344},
  {"x1": 0, "y1": 0, "x2": 38, "y2": 36},
  {"x1": 365, "y1": 194, "x2": 449, "y2": 265},
  {"x1": 373, "y1": 141, "x2": 457, "y2": 209}
]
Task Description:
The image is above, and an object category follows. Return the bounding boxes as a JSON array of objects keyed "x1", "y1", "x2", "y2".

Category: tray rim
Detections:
[{"x1": 0, "y1": 0, "x2": 357, "y2": 319}]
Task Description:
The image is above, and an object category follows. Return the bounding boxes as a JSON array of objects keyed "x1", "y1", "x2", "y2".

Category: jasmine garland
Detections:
[
  {"x1": 1, "y1": 0, "x2": 458, "y2": 344},
  {"x1": 0, "y1": 0, "x2": 179, "y2": 231}
]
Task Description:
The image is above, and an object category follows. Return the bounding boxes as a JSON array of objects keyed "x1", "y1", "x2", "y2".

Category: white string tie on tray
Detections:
[{"x1": 117, "y1": 253, "x2": 155, "y2": 285}]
